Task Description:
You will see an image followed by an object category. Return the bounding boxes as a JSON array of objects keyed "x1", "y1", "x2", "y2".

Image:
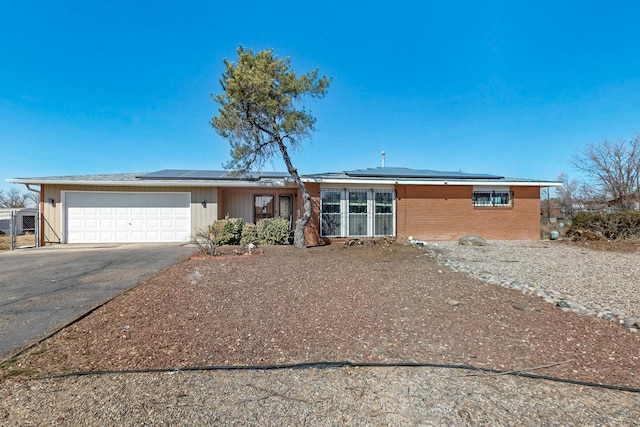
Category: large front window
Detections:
[{"x1": 320, "y1": 189, "x2": 395, "y2": 238}]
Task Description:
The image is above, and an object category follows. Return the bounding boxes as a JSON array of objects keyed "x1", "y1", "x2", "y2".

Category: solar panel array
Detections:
[
  {"x1": 344, "y1": 167, "x2": 503, "y2": 180},
  {"x1": 137, "y1": 170, "x2": 290, "y2": 180}
]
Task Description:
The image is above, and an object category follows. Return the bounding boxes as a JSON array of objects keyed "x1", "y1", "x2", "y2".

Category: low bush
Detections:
[
  {"x1": 568, "y1": 212, "x2": 640, "y2": 240},
  {"x1": 208, "y1": 217, "x2": 291, "y2": 246},
  {"x1": 209, "y1": 218, "x2": 245, "y2": 245},
  {"x1": 240, "y1": 223, "x2": 259, "y2": 245},
  {"x1": 256, "y1": 217, "x2": 290, "y2": 245}
]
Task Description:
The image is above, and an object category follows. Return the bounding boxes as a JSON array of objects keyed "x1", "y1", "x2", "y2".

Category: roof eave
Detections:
[
  {"x1": 5, "y1": 178, "x2": 296, "y2": 188},
  {"x1": 302, "y1": 177, "x2": 563, "y2": 187}
]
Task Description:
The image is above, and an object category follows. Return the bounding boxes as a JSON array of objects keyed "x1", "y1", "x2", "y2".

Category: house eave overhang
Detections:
[
  {"x1": 301, "y1": 177, "x2": 563, "y2": 187},
  {"x1": 6, "y1": 178, "x2": 297, "y2": 188}
]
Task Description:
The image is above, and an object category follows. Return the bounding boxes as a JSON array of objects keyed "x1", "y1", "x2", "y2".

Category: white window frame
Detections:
[
  {"x1": 374, "y1": 190, "x2": 395, "y2": 236},
  {"x1": 320, "y1": 187, "x2": 396, "y2": 238},
  {"x1": 348, "y1": 189, "x2": 369, "y2": 237},
  {"x1": 472, "y1": 186, "x2": 513, "y2": 207},
  {"x1": 320, "y1": 189, "x2": 344, "y2": 237}
]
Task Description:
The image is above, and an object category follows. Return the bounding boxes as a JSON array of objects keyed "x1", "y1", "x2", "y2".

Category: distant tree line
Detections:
[
  {"x1": 543, "y1": 136, "x2": 640, "y2": 219},
  {"x1": 0, "y1": 188, "x2": 39, "y2": 208}
]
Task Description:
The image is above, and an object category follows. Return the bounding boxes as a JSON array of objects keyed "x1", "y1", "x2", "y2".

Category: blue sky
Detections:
[{"x1": 2, "y1": 0, "x2": 640, "y2": 193}]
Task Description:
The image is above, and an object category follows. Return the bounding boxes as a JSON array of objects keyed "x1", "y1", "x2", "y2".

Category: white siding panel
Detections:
[{"x1": 64, "y1": 192, "x2": 191, "y2": 243}]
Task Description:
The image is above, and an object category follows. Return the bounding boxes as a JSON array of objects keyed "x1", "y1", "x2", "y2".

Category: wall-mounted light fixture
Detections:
[
  {"x1": 47, "y1": 198, "x2": 55, "y2": 205},
  {"x1": 201, "y1": 199, "x2": 207, "y2": 208}
]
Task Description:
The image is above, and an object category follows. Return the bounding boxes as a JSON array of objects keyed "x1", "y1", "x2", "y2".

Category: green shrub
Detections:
[
  {"x1": 240, "y1": 223, "x2": 259, "y2": 245},
  {"x1": 568, "y1": 212, "x2": 640, "y2": 239},
  {"x1": 209, "y1": 218, "x2": 245, "y2": 245},
  {"x1": 256, "y1": 217, "x2": 290, "y2": 245}
]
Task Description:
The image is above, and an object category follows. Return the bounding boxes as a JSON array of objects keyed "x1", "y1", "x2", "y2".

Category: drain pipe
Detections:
[{"x1": 23, "y1": 184, "x2": 42, "y2": 247}]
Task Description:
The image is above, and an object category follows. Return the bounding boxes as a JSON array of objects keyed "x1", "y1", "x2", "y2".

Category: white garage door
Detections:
[{"x1": 65, "y1": 192, "x2": 191, "y2": 243}]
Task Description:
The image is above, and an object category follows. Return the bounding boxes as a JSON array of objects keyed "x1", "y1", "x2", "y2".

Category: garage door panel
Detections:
[
  {"x1": 160, "y1": 218, "x2": 174, "y2": 228},
  {"x1": 160, "y1": 231, "x2": 176, "y2": 241},
  {"x1": 68, "y1": 218, "x2": 82, "y2": 228},
  {"x1": 99, "y1": 207, "x2": 115, "y2": 216},
  {"x1": 130, "y1": 231, "x2": 146, "y2": 241},
  {"x1": 68, "y1": 231, "x2": 83, "y2": 242},
  {"x1": 65, "y1": 192, "x2": 191, "y2": 243},
  {"x1": 116, "y1": 218, "x2": 130, "y2": 227}
]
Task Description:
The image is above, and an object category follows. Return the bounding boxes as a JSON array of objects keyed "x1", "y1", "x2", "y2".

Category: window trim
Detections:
[
  {"x1": 320, "y1": 188, "x2": 396, "y2": 238},
  {"x1": 374, "y1": 190, "x2": 394, "y2": 236},
  {"x1": 472, "y1": 186, "x2": 513, "y2": 207},
  {"x1": 254, "y1": 194, "x2": 274, "y2": 222},
  {"x1": 320, "y1": 189, "x2": 343, "y2": 237}
]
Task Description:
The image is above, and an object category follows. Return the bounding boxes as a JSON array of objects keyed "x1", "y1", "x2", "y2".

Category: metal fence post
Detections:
[
  {"x1": 10, "y1": 210, "x2": 15, "y2": 251},
  {"x1": 35, "y1": 214, "x2": 40, "y2": 247}
]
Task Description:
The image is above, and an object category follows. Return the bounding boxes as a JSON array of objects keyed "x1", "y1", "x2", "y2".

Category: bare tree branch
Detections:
[
  {"x1": 0, "y1": 188, "x2": 29, "y2": 208},
  {"x1": 573, "y1": 137, "x2": 640, "y2": 210}
]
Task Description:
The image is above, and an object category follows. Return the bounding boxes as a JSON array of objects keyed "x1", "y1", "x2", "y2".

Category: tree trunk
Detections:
[
  {"x1": 293, "y1": 186, "x2": 312, "y2": 249},
  {"x1": 275, "y1": 136, "x2": 311, "y2": 249}
]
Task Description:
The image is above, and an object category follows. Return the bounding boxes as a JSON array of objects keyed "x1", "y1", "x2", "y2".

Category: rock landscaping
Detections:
[{"x1": 421, "y1": 239, "x2": 640, "y2": 331}]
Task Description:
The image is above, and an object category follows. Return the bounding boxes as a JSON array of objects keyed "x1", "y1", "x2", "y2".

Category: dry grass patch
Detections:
[{"x1": 0, "y1": 234, "x2": 37, "y2": 251}]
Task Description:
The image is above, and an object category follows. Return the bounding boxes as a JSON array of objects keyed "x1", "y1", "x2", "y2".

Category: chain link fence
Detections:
[{"x1": 0, "y1": 209, "x2": 39, "y2": 251}]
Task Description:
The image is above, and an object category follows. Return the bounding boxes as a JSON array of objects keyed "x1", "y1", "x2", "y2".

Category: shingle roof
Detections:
[
  {"x1": 5, "y1": 170, "x2": 294, "y2": 188},
  {"x1": 10, "y1": 173, "x2": 144, "y2": 182}
]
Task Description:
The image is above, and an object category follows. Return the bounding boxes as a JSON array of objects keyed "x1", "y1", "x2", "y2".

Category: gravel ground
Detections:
[
  {"x1": 1, "y1": 241, "x2": 639, "y2": 425},
  {"x1": 2, "y1": 367, "x2": 639, "y2": 426},
  {"x1": 426, "y1": 240, "x2": 640, "y2": 321}
]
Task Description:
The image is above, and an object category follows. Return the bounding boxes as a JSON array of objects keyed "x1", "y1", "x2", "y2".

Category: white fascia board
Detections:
[
  {"x1": 6, "y1": 178, "x2": 296, "y2": 188},
  {"x1": 303, "y1": 178, "x2": 563, "y2": 187}
]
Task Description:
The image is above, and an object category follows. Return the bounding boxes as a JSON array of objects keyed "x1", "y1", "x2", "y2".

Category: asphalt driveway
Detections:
[{"x1": 0, "y1": 243, "x2": 194, "y2": 360}]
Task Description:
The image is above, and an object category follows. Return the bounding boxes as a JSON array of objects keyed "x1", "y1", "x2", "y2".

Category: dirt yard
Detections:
[{"x1": 2, "y1": 242, "x2": 639, "y2": 390}]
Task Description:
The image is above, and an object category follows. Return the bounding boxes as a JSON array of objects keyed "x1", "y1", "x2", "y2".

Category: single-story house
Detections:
[{"x1": 6, "y1": 167, "x2": 561, "y2": 245}]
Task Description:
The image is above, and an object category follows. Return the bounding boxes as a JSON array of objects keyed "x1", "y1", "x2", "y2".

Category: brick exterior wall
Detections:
[
  {"x1": 304, "y1": 183, "x2": 541, "y2": 245},
  {"x1": 396, "y1": 185, "x2": 541, "y2": 241},
  {"x1": 303, "y1": 182, "x2": 323, "y2": 246}
]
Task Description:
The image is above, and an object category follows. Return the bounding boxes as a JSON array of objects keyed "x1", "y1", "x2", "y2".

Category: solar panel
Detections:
[
  {"x1": 137, "y1": 170, "x2": 291, "y2": 180},
  {"x1": 136, "y1": 170, "x2": 202, "y2": 179},
  {"x1": 344, "y1": 167, "x2": 503, "y2": 180}
]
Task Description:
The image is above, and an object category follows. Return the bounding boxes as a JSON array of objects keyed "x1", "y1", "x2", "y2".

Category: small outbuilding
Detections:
[{"x1": 0, "y1": 208, "x2": 37, "y2": 235}]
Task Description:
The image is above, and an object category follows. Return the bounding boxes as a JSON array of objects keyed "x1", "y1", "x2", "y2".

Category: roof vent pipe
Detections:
[{"x1": 381, "y1": 151, "x2": 385, "y2": 168}]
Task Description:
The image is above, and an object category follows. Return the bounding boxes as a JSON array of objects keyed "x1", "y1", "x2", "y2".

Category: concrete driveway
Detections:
[{"x1": 0, "y1": 243, "x2": 195, "y2": 360}]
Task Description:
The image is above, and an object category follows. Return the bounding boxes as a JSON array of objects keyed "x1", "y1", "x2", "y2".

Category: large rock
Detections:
[{"x1": 458, "y1": 235, "x2": 488, "y2": 246}]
